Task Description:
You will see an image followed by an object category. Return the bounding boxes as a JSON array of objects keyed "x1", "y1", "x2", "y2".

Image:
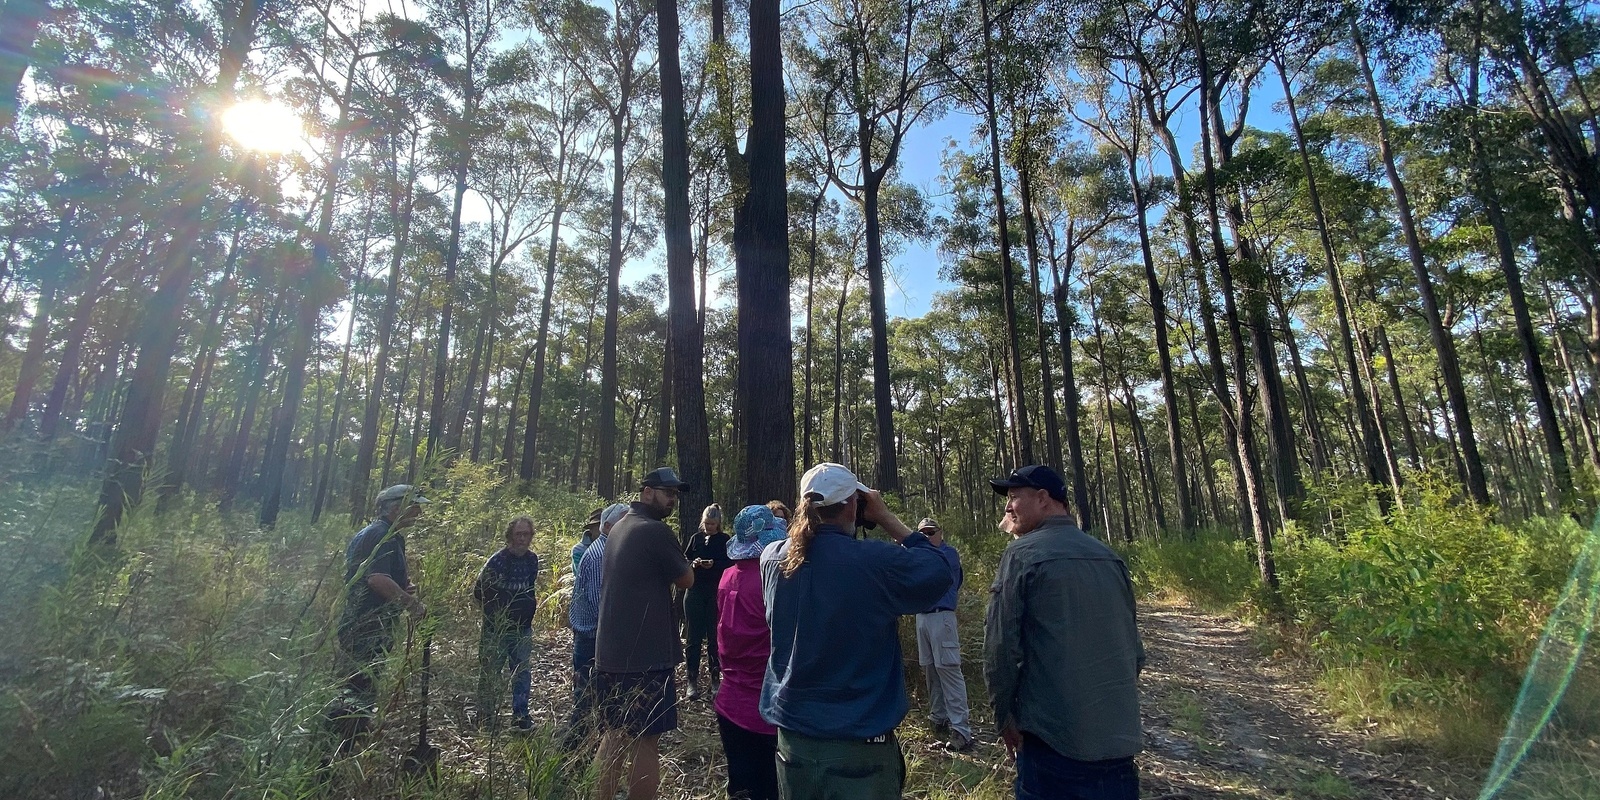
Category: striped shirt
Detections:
[{"x1": 569, "y1": 532, "x2": 607, "y2": 635}]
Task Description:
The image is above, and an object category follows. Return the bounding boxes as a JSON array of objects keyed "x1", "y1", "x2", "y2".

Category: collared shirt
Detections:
[
  {"x1": 569, "y1": 532, "x2": 607, "y2": 635},
  {"x1": 760, "y1": 524, "x2": 952, "y2": 739},
  {"x1": 922, "y1": 542, "x2": 963, "y2": 613},
  {"x1": 984, "y1": 515, "x2": 1144, "y2": 762},
  {"x1": 341, "y1": 517, "x2": 408, "y2": 629}
]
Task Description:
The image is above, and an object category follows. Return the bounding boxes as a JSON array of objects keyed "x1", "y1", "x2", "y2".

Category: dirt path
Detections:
[
  {"x1": 1136, "y1": 601, "x2": 1480, "y2": 800},
  {"x1": 431, "y1": 601, "x2": 1487, "y2": 798}
]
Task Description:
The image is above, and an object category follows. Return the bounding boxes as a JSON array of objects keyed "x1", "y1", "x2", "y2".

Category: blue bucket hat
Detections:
[{"x1": 729, "y1": 505, "x2": 785, "y2": 560}]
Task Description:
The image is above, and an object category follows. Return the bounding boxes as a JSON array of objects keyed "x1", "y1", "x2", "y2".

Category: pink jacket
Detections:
[{"x1": 714, "y1": 559, "x2": 776, "y2": 735}]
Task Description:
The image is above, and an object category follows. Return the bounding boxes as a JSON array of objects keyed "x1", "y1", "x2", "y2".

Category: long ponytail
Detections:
[{"x1": 780, "y1": 496, "x2": 831, "y2": 577}]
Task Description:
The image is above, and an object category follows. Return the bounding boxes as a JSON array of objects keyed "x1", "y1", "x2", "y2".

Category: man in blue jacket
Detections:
[{"x1": 761, "y1": 462, "x2": 953, "y2": 799}]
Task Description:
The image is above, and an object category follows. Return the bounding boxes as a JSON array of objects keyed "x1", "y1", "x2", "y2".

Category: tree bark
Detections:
[
  {"x1": 598, "y1": 92, "x2": 630, "y2": 500},
  {"x1": 1044, "y1": 220, "x2": 1093, "y2": 530},
  {"x1": 260, "y1": 66, "x2": 356, "y2": 526},
  {"x1": 1461, "y1": 28, "x2": 1573, "y2": 506},
  {"x1": 1016, "y1": 150, "x2": 1063, "y2": 472}
]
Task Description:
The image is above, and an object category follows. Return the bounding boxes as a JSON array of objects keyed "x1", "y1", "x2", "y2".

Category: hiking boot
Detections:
[
  {"x1": 943, "y1": 733, "x2": 974, "y2": 753},
  {"x1": 513, "y1": 716, "x2": 533, "y2": 732},
  {"x1": 931, "y1": 720, "x2": 950, "y2": 736},
  {"x1": 684, "y1": 684, "x2": 702, "y2": 702}
]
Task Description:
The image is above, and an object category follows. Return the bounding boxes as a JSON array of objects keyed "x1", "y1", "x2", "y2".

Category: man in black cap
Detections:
[
  {"x1": 983, "y1": 465, "x2": 1144, "y2": 800},
  {"x1": 591, "y1": 467, "x2": 695, "y2": 800},
  {"x1": 330, "y1": 483, "x2": 430, "y2": 751}
]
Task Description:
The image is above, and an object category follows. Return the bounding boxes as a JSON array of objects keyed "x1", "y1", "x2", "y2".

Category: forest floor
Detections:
[
  {"x1": 1133, "y1": 600, "x2": 1483, "y2": 800},
  {"x1": 405, "y1": 599, "x2": 1490, "y2": 799}
]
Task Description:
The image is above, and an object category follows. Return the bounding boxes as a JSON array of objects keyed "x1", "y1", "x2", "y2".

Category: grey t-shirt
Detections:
[{"x1": 595, "y1": 502, "x2": 692, "y2": 673}]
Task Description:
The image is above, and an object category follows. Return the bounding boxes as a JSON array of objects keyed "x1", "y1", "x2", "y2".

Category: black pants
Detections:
[
  {"x1": 684, "y1": 588, "x2": 720, "y2": 682},
  {"x1": 717, "y1": 712, "x2": 778, "y2": 800}
]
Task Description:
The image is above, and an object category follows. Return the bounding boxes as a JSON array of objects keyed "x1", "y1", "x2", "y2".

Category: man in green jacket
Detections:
[{"x1": 984, "y1": 465, "x2": 1144, "y2": 800}]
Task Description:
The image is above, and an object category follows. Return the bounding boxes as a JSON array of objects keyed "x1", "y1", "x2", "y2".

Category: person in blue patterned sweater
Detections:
[{"x1": 474, "y1": 515, "x2": 542, "y2": 731}]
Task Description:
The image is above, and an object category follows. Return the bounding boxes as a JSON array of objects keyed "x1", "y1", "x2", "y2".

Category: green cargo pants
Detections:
[{"x1": 775, "y1": 728, "x2": 905, "y2": 800}]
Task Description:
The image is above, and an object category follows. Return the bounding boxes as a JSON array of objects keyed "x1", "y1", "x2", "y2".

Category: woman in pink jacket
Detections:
[{"x1": 715, "y1": 505, "x2": 787, "y2": 799}]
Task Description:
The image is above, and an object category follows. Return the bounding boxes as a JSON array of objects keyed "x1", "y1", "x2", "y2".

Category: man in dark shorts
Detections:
[
  {"x1": 330, "y1": 483, "x2": 429, "y2": 752},
  {"x1": 591, "y1": 467, "x2": 695, "y2": 800}
]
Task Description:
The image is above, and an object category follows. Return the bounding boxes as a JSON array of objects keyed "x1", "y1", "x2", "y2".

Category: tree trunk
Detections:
[
  {"x1": 4, "y1": 268, "x2": 60, "y2": 431},
  {"x1": 803, "y1": 189, "x2": 823, "y2": 468},
  {"x1": 1045, "y1": 224, "x2": 1093, "y2": 530},
  {"x1": 218, "y1": 294, "x2": 282, "y2": 513},
  {"x1": 159, "y1": 231, "x2": 243, "y2": 504},
  {"x1": 1353, "y1": 22, "x2": 1489, "y2": 505},
  {"x1": 311, "y1": 239, "x2": 370, "y2": 524},
  {"x1": 832, "y1": 265, "x2": 853, "y2": 462},
  {"x1": 260, "y1": 72, "x2": 356, "y2": 527},
  {"x1": 734, "y1": 0, "x2": 796, "y2": 507},
  {"x1": 1125, "y1": 138, "x2": 1194, "y2": 533},
  {"x1": 1147, "y1": 97, "x2": 1251, "y2": 537},
  {"x1": 1277, "y1": 58, "x2": 1391, "y2": 497},
  {"x1": 1462, "y1": 35, "x2": 1573, "y2": 505},
  {"x1": 657, "y1": 0, "x2": 713, "y2": 532},
  {"x1": 500, "y1": 343, "x2": 535, "y2": 471},
  {"x1": 426, "y1": 150, "x2": 470, "y2": 460},
  {"x1": 1193, "y1": 22, "x2": 1275, "y2": 589},
  {"x1": 978, "y1": 0, "x2": 1032, "y2": 466},
  {"x1": 599, "y1": 100, "x2": 629, "y2": 500},
  {"x1": 352, "y1": 131, "x2": 414, "y2": 521},
  {"x1": 1017, "y1": 155, "x2": 1063, "y2": 472},
  {"x1": 520, "y1": 201, "x2": 566, "y2": 481}
]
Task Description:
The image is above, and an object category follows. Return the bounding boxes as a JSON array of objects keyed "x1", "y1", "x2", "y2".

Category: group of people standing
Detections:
[{"x1": 333, "y1": 460, "x2": 1144, "y2": 800}]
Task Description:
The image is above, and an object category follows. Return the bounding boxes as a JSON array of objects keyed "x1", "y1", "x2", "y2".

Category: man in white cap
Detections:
[
  {"x1": 760, "y1": 463, "x2": 953, "y2": 799},
  {"x1": 913, "y1": 517, "x2": 972, "y2": 752},
  {"x1": 330, "y1": 483, "x2": 430, "y2": 751}
]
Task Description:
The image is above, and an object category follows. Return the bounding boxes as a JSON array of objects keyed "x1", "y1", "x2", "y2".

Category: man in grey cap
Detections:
[
  {"x1": 984, "y1": 465, "x2": 1143, "y2": 799},
  {"x1": 914, "y1": 517, "x2": 972, "y2": 752},
  {"x1": 330, "y1": 483, "x2": 430, "y2": 751}
]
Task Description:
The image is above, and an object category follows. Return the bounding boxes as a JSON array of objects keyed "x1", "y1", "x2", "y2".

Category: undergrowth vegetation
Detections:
[
  {"x1": 1125, "y1": 469, "x2": 1600, "y2": 788},
  {"x1": 0, "y1": 467, "x2": 1019, "y2": 799},
  {"x1": 0, "y1": 462, "x2": 602, "y2": 799}
]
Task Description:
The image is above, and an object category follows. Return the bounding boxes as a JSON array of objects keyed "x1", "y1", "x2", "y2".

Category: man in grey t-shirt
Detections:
[{"x1": 591, "y1": 467, "x2": 694, "y2": 800}]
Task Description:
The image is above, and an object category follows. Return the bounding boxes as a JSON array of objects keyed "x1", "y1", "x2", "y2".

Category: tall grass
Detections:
[
  {"x1": 0, "y1": 460, "x2": 601, "y2": 799},
  {"x1": 1, "y1": 470, "x2": 1025, "y2": 799}
]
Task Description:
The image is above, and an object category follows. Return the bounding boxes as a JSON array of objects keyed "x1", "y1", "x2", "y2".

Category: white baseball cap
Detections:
[{"x1": 800, "y1": 462, "x2": 872, "y2": 506}]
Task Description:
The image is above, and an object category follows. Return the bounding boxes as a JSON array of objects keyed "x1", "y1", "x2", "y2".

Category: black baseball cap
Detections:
[
  {"x1": 990, "y1": 465, "x2": 1067, "y2": 503},
  {"x1": 641, "y1": 466, "x2": 691, "y2": 492}
]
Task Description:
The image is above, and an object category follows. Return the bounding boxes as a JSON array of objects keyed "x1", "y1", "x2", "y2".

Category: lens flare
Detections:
[{"x1": 222, "y1": 99, "x2": 302, "y2": 154}]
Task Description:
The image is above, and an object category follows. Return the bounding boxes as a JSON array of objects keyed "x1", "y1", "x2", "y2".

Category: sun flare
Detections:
[{"x1": 222, "y1": 99, "x2": 303, "y2": 154}]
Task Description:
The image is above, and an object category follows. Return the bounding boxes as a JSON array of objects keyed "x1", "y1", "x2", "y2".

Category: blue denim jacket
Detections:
[{"x1": 760, "y1": 525, "x2": 952, "y2": 739}]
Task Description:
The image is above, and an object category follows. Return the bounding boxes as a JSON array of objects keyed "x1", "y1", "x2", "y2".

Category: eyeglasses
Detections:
[{"x1": 648, "y1": 486, "x2": 680, "y2": 498}]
